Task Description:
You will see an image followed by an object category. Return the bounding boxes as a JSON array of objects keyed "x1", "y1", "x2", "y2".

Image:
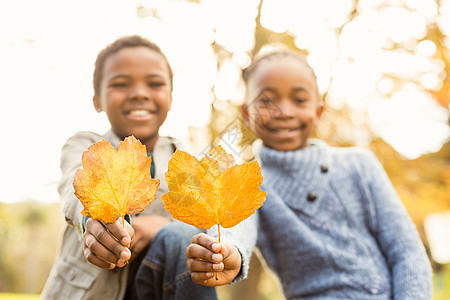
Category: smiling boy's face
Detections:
[
  {"x1": 242, "y1": 57, "x2": 323, "y2": 151},
  {"x1": 93, "y1": 46, "x2": 172, "y2": 151}
]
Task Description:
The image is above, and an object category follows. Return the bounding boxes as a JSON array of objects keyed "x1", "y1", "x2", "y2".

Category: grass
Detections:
[
  {"x1": 433, "y1": 270, "x2": 450, "y2": 300},
  {"x1": 1, "y1": 269, "x2": 449, "y2": 300},
  {"x1": 0, "y1": 294, "x2": 39, "y2": 300}
]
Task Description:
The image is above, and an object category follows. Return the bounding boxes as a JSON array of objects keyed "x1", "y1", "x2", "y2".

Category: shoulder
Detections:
[
  {"x1": 65, "y1": 131, "x2": 103, "y2": 144},
  {"x1": 331, "y1": 146, "x2": 378, "y2": 166},
  {"x1": 329, "y1": 147, "x2": 390, "y2": 192},
  {"x1": 61, "y1": 131, "x2": 122, "y2": 159},
  {"x1": 63, "y1": 130, "x2": 123, "y2": 149},
  {"x1": 331, "y1": 145, "x2": 374, "y2": 158},
  {"x1": 62, "y1": 131, "x2": 103, "y2": 151},
  {"x1": 157, "y1": 136, "x2": 188, "y2": 151},
  {"x1": 326, "y1": 146, "x2": 385, "y2": 183}
]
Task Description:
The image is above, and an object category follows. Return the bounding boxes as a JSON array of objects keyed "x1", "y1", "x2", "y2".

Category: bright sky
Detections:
[{"x1": 1, "y1": 0, "x2": 449, "y2": 204}]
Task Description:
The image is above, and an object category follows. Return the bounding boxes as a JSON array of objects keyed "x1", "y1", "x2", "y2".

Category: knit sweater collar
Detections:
[{"x1": 255, "y1": 139, "x2": 331, "y2": 215}]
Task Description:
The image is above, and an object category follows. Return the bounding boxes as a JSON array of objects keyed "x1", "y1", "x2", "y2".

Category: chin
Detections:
[{"x1": 268, "y1": 142, "x2": 305, "y2": 151}]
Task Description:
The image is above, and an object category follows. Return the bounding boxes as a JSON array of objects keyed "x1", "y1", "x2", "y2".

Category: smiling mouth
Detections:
[
  {"x1": 128, "y1": 109, "x2": 151, "y2": 116},
  {"x1": 272, "y1": 128, "x2": 295, "y2": 133},
  {"x1": 267, "y1": 127, "x2": 299, "y2": 133}
]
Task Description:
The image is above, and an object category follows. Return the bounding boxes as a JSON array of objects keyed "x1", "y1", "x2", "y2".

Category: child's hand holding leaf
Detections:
[
  {"x1": 83, "y1": 217, "x2": 134, "y2": 269},
  {"x1": 186, "y1": 232, "x2": 243, "y2": 286},
  {"x1": 162, "y1": 145, "x2": 266, "y2": 282},
  {"x1": 73, "y1": 136, "x2": 159, "y2": 268}
]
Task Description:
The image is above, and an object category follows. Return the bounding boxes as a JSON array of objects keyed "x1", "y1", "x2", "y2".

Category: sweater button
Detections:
[
  {"x1": 320, "y1": 165, "x2": 328, "y2": 173},
  {"x1": 307, "y1": 192, "x2": 317, "y2": 202}
]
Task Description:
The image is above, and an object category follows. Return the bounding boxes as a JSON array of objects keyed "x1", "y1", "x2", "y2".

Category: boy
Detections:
[{"x1": 41, "y1": 35, "x2": 254, "y2": 300}]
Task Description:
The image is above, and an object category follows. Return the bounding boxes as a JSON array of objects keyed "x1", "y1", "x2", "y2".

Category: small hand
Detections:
[
  {"x1": 83, "y1": 217, "x2": 134, "y2": 269},
  {"x1": 186, "y1": 233, "x2": 242, "y2": 286}
]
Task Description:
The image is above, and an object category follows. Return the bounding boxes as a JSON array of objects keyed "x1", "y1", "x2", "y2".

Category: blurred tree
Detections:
[{"x1": 371, "y1": 139, "x2": 450, "y2": 227}]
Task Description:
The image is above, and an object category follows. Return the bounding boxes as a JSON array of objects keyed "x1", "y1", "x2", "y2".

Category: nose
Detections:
[
  {"x1": 274, "y1": 99, "x2": 294, "y2": 119},
  {"x1": 129, "y1": 82, "x2": 150, "y2": 100}
]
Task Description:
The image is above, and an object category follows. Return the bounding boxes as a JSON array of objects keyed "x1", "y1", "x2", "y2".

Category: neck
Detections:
[
  {"x1": 256, "y1": 139, "x2": 328, "y2": 172},
  {"x1": 141, "y1": 135, "x2": 159, "y2": 152}
]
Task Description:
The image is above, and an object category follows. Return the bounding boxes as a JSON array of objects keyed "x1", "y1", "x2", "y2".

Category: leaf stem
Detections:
[
  {"x1": 217, "y1": 223, "x2": 221, "y2": 243},
  {"x1": 122, "y1": 215, "x2": 129, "y2": 265},
  {"x1": 216, "y1": 223, "x2": 220, "y2": 281}
]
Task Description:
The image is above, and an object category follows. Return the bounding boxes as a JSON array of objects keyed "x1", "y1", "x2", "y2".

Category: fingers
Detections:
[
  {"x1": 190, "y1": 233, "x2": 221, "y2": 253},
  {"x1": 220, "y1": 243, "x2": 242, "y2": 271},
  {"x1": 190, "y1": 270, "x2": 216, "y2": 285},
  {"x1": 187, "y1": 255, "x2": 224, "y2": 273},
  {"x1": 186, "y1": 233, "x2": 224, "y2": 285},
  {"x1": 186, "y1": 243, "x2": 222, "y2": 263},
  {"x1": 83, "y1": 218, "x2": 132, "y2": 268},
  {"x1": 186, "y1": 233, "x2": 221, "y2": 261},
  {"x1": 104, "y1": 217, "x2": 134, "y2": 246},
  {"x1": 83, "y1": 244, "x2": 115, "y2": 269},
  {"x1": 185, "y1": 233, "x2": 244, "y2": 286},
  {"x1": 187, "y1": 254, "x2": 224, "y2": 286}
]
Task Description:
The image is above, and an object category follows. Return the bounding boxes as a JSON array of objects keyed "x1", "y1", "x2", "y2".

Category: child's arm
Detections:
[
  {"x1": 83, "y1": 217, "x2": 134, "y2": 269},
  {"x1": 185, "y1": 233, "x2": 242, "y2": 286},
  {"x1": 363, "y1": 151, "x2": 433, "y2": 299},
  {"x1": 58, "y1": 132, "x2": 104, "y2": 237}
]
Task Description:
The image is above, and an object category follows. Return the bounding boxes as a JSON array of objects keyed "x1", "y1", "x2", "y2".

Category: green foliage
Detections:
[
  {"x1": 433, "y1": 264, "x2": 450, "y2": 300},
  {"x1": 0, "y1": 201, "x2": 64, "y2": 294},
  {"x1": 0, "y1": 294, "x2": 40, "y2": 300}
]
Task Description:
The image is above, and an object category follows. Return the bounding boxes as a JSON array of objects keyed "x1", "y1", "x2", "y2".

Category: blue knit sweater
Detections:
[{"x1": 255, "y1": 140, "x2": 433, "y2": 299}]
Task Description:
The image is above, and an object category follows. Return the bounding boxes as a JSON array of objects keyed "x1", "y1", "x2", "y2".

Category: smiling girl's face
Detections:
[
  {"x1": 93, "y1": 46, "x2": 172, "y2": 151},
  {"x1": 242, "y1": 56, "x2": 323, "y2": 151}
]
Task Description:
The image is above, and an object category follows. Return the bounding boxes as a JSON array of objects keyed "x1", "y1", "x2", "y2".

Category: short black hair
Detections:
[{"x1": 93, "y1": 35, "x2": 173, "y2": 96}]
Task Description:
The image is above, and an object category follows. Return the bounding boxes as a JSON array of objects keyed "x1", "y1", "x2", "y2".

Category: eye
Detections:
[
  {"x1": 293, "y1": 98, "x2": 307, "y2": 104},
  {"x1": 254, "y1": 98, "x2": 276, "y2": 111},
  {"x1": 109, "y1": 82, "x2": 129, "y2": 88},
  {"x1": 148, "y1": 81, "x2": 166, "y2": 88},
  {"x1": 259, "y1": 97, "x2": 273, "y2": 104}
]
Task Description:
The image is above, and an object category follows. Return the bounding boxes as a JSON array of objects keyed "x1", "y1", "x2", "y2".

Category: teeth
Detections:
[
  {"x1": 129, "y1": 110, "x2": 149, "y2": 116},
  {"x1": 275, "y1": 129, "x2": 292, "y2": 133}
]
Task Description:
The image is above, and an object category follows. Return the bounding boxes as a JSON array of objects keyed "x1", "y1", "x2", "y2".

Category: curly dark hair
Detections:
[{"x1": 93, "y1": 35, "x2": 173, "y2": 96}]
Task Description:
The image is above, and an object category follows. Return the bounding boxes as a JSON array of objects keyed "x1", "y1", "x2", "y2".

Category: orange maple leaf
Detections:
[
  {"x1": 73, "y1": 136, "x2": 160, "y2": 225},
  {"x1": 162, "y1": 145, "x2": 266, "y2": 235}
]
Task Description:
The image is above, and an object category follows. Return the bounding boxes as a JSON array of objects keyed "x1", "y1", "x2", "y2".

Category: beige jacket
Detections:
[{"x1": 41, "y1": 130, "x2": 184, "y2": 300}]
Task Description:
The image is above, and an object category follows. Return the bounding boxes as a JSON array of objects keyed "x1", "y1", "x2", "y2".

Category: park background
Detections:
[{"x1": 0, "y1": 0, "x2": 449, "y2": 298}]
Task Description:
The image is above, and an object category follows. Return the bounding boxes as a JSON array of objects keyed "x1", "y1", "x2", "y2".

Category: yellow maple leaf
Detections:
[
  {"x1": 73, "y1": 136, "x2": 160, "y2": 225},
  {"x1": 162, "y1": 145, "x2": 266, "y2": 234}
]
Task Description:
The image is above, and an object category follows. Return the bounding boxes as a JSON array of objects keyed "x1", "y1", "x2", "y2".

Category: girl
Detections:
[{"x1": 187, "y1": 50, "x2": 433, "y2": 299}]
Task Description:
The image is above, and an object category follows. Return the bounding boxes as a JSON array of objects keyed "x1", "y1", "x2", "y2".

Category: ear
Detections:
[
  {"x1": 314, "y1": 102, "x2": 324, "y2": 124},
  {"x1": 240, "y1": 104, "x2": 250, "y2": 126},
  {"x1": 317, "y1": 103, "x2": 324, "y2": 117},
  {"x1": 168, "y1": 93, "x2": 173, "y2": 110},
  {"x1": 93, "y1": 95, "x2": 102, "y2": 112}
]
